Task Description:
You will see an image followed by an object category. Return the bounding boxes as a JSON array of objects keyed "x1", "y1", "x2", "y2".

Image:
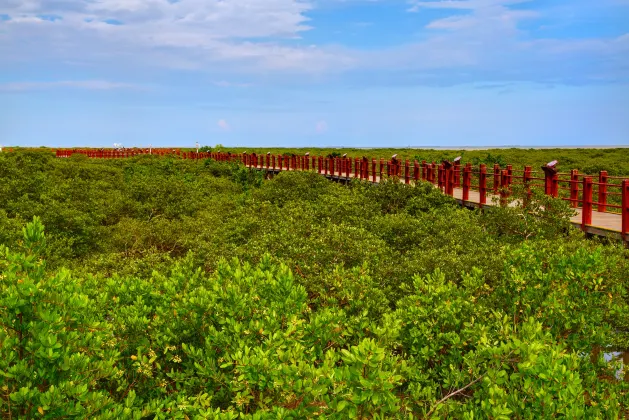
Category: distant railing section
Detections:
[{"x1": 54, "y1": 149, "x2": 629, "y2": 239}]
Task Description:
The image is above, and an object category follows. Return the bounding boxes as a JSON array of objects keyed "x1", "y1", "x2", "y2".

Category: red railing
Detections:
[{"x1": 55, "y1": 150, "x2": 629, "y2": 239}]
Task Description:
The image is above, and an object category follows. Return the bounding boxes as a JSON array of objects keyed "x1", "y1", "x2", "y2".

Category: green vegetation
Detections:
[
  {"x1": 205, "y1": 146, "x2": 629, "y2": 176},
  {"x1": 1, "y1": 149, "x2": 629, "y2": 418}
]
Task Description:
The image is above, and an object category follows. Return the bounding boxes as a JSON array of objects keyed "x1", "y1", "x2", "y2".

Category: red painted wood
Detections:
[
  {"x1": 598, "y1": 171, "x2": 608, "y2": 212},
  {"x1": 582, "y1": 176, "x2": 593, "y2": 230},
  {"x1": 622, "y1": 180, "x2": 629, "y2": 238}
]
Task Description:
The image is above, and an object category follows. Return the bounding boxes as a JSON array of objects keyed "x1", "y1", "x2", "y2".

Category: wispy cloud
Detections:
[
  {"x1": 217, "y1": 119, "x2": 231, "y2": 131},
  {"x1": 213, "y1": 80, "x2": 253, "y2": 88},
  {"x1": 0, "y1": 0, "x2": 627, "y2": 86},
  {"x1": 0, "y1": 80, "x2": 145, "y2": 92},
  {"x1": 316, "y1": 120, "x2": 328, "y2": 133}
]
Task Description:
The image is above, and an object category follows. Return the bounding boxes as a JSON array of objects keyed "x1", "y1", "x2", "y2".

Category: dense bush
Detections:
[{"x1": 1, "y1": 149, "x2": 629, "y2": 417}]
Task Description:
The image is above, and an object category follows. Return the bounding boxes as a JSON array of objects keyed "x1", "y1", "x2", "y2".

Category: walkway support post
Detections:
[
  {"x1": 582, "y1": 176, "x2": 593, "y2": 231},
  {"x1": 421, "y1": 160, "x2": 427, "y2": 181}
]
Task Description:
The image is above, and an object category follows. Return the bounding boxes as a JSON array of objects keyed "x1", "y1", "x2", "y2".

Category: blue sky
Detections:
[{"x1": 1, "y1": 0, "x2": 628, "y2": 148}]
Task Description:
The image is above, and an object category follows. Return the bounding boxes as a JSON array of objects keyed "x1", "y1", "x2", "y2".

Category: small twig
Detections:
[{"x1": 424, "y1": 375, "x2": 484, "y2": 418}]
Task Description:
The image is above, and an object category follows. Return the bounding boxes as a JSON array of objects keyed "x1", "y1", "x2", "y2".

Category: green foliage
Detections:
[
  {"x1": 479, "y1": 184, "x2": 576, "y2": 242},
  {"x1": 470, "y1": 152, "x2": 507, "y2": 167},
  {"x1": 1, "y1": 149, "x2": 629, "y2": 417}
]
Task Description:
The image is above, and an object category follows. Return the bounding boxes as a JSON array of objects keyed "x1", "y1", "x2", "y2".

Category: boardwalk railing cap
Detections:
[
  {"x1": 342, "y1": 153, "x2": 347, "y2": 158},
  {"x1": 541, "y1": 160, "x2": 559, "y2": 174},
  {"x1": 305, "y1": 152, "x2": 310, "y2": 156},
  {"x1": 267, "y1": 152, "x2": 271, "y2": 155},
  {"x1": 392, "y1": 154, "x2": 398, "y2": 159},
  {"x1": 454, "y1": 156, "x2": 462, "y2": 163}
]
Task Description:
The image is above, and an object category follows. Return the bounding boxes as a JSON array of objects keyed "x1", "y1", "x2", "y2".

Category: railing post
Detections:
[
  {"x1": 598, "y1": 171, "x2": 608, "y2": 212},
  {"x1": 421, "y1": 160, "x2": 427, "y2": 181},
  {"x1": 413, "y1": 160, "x2": 420, "y2": 183},
  {"x1": 493, "y1": 164, "x2": 501, "y2": 194},
  {"x1": 582, "y1": 176, "x2": 593, "y2": 231},
  {"x1": 405, "y1": 160, "x2": 410, "y2": 184},
  {"x1": 542, "y1": 160, "x2": 559, "y2": 197},
  {"x1": 622, "y1": 180, "x2": 629, "y2": 241},
  {"x1": 500, "y1": 169, "x2": 509, "y2": 207},
  {"x1": 379, "y1": 158, "x2": 384, "y2": 181},
  {"x1": 372, "y1": 159, "x2": 376, "y2": 183},
  {"x1": 359, "y1": 158, "x2": 364, "y2": 180},
  {"x1": 463, "y1": 165, "x2": 471, "y2": 202},
  {"x1": 479, "y1": 164, "x2": 487, "y2": 207},
  {"x1": 453, "y1": 159, "x2": 461, "y2": 188},
  {"x1": 443, "y1": 161, "x2": 453, "y2": 196},
  {"x1": 570, "y1": 170, "x2": 579, "y2": 208},
  {"x1": 506, "y1": 165, "x2": 513, "y2": 187},
  {"x1": 523, "y1": 165, "x2": 532, "y2": 205}
]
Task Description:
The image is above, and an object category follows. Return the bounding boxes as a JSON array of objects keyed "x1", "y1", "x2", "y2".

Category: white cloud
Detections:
[
  {"x1": 0, "y1": 0, "x2": 354, "y2": 73},
  {"x1": 0, "y1": 0, "x2": 626, "y2": 85},
  {"x1": 408, "y1": 0, "x2": 532, "y2": 12},
  {"x1": 217, "y1": 119, "x2": 230, "y2": 131}
]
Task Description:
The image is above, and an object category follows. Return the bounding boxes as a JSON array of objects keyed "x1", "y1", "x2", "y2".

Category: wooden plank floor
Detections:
[{"x1": 260, "y1": 167, "x2": 626, "y2": 239}]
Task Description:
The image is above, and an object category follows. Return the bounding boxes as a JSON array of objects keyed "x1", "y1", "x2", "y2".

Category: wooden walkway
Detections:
[
  {"x1": 450, "y1": 186, "x2": 624, "y2": 237},
  {"x1": 267, "y1": 169, "x2": 627, "y2": 243}
]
